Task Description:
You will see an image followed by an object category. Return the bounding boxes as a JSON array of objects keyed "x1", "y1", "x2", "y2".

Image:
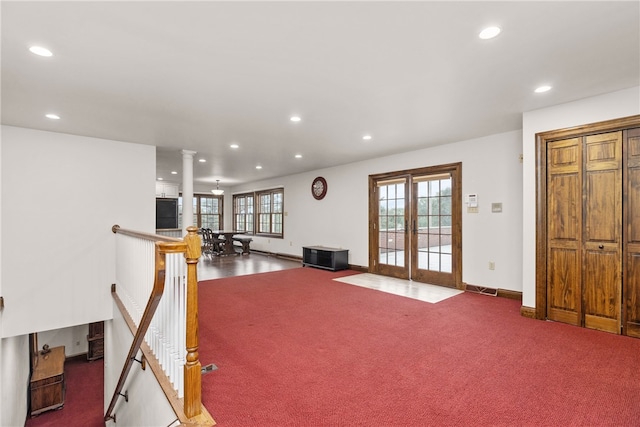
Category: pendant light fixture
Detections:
[{"x1": 211, "y1": 180, "x2": 224, "y2": 196}]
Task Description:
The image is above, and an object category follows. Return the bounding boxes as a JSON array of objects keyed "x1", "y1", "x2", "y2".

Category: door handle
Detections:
[
  {"x1": 598, "y1": 244, "x2": 604, "y2": 249},
  {"x1": 413, "y1": 220, "x2": 417, "y2": 235}
]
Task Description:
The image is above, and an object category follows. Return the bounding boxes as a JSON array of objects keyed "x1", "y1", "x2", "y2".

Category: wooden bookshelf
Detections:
[{"x1": 87, "y1": 321, "x2": 104, "y2": 361}]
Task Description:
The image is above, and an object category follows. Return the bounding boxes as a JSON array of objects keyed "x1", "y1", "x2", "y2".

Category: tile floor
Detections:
[{"x1": 333, "y1": 273, "x2": 463, "y2": 303}]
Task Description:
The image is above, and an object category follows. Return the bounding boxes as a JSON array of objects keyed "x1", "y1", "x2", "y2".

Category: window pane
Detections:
[
  {"x1": 428, "y1": 180, "x2": 439, "y2": 197},
  {"x1": 440, "y1": 196, "x2": 451, "y2": 215},
  {"x1": 273, "y1": 193, "x2": 283, "y2": 212},
  {"x1": 417, "y1": 197, "x2": 428, "y2": 215},
  {"x1": 273, "y1": 213, "x2": 283, "y2": 233},
  {"x1": 388, "y1": 185, "x2": 396, "y2": 199},
  {"x1": 379, "y1": 199, "x2": 387, "y2": 216},
  {"x1": 417, "y1": 182, "x2": 428, "y2": 198},
  {"x1": 259, "y1": 213, "x2": 270, "y2": 233},
  {"x1": 201, "y1": 198, "x2": 211, "y2": 214}
]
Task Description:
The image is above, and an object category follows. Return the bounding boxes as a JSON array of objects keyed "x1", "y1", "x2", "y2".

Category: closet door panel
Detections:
[
  {"x1": 583, "y1": 249, "x2": 620, "y2": 332},
  {"x1": 583, "y1": 132, "x2": 622, "y2": 334},
  {"x1": 547, "y1": 138, "x2": 582, "y2": 324},
  {"x1": 547, "y1": 247, "x2": 580, "y2": 325},
  {"x1": 626, "y1": 250, "x2": 640, "y2": 337},
  {"x1": 624, "y1": 128, "x2": 640, "y2": 336}
]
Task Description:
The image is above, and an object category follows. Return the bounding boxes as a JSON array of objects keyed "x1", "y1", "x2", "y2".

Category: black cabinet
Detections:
[
  {"x1": 302, "y1": 246, "x2": 349, "y2": 271},
  {"x1": 156, "y1": 198, "x2": 178, "y2": 229}
]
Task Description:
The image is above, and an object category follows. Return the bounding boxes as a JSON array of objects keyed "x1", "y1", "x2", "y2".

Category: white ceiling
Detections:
[{"x1": 2, "y1": 1, "x2": 639, "y2": 189}]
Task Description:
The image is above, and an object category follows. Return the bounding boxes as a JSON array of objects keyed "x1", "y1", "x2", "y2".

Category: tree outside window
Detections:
[{"x1": 178, "y1": 194, "x2": 223, "y2": 229}]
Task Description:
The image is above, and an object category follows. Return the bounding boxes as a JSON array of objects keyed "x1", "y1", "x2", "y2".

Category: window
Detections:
[
  {"x1": 233, "y1": 187, "x2": 284, "y2": 237},
  {"x1": 178, "y1": 194, "x2": 223, "y2": 229},
  {"x1": 233, "y1": 193, "x2": 254, "y2": 233}
]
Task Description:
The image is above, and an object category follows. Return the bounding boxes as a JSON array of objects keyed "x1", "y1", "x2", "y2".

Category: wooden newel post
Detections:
[{"x1": 184, "y1": 226, "x2": 202, "y2": 418}]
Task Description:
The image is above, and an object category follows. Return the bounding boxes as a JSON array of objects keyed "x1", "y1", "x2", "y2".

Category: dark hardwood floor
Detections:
[{"x1": 197, "y1": 251, "x2": 302, "y2": 281}]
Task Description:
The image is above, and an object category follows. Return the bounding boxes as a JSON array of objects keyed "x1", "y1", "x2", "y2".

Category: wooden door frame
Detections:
[
  {"x1": 369, "y1": 174, "x2": 411, "y2": 279},
  {"x1": 369, "y1": 162, "x2": 462, "y2": 288},
  {"x1": 535, "y1": 115, "x2": 640, "y2": 321}
]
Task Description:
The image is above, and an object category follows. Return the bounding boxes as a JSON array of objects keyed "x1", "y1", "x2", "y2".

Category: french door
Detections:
[{"x1": 369, "y1": 163, "x2": 462, "y2": 288}]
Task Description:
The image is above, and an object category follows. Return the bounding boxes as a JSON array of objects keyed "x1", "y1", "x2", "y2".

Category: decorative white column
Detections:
[{"x1": 181, "y1": 150, "x2": 196, "y2": 236}]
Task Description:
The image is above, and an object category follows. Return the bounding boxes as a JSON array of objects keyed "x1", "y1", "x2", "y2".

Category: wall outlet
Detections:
[{"x1": 488, "y1": 261, "x2": 495, "y2": 270}]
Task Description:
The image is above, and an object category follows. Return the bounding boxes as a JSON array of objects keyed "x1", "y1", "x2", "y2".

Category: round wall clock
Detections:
[{"x1": 311, "y1": 176, "x2": 327, "y2": 200}]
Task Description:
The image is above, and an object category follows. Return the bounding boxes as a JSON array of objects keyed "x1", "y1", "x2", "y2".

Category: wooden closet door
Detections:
[
  {"x1": 624, "y1": 128, "x2": 640, "y2": 337},
  {"x1": 547, "y1": 137, "x2": 582, "y2": 326},
  {"x1": 583, "y1": 132, "x2": 622, "y2": 333}
]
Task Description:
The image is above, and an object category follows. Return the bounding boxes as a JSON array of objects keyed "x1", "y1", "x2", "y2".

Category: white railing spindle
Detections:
[{"x1": 112, "y1": 227, "x2": 188, "y2": 399}]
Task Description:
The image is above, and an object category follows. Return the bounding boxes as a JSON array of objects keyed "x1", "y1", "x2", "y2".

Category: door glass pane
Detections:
[
  {"x1": 416, "y1": 181, "x2": 429, "y2": 270},
  {"x1": 415, "y1": 173, "x2": 452, "y2": 273},
  {"x1": 378, "y1": 181, "x2": 406, "y2": 267},
  {"x1": 441, "y1": 254, "x2": 452, "y2": 273}
]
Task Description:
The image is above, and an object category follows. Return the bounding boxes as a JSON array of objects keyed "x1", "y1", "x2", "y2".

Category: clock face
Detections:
[{"x1": 312, "y1": 177, "x2": 327, "y2": 200}]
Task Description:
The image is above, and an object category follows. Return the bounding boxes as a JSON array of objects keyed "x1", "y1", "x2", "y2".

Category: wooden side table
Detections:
[{"x1": 30, "y1": 345, "x2": 65, "y2": 416}]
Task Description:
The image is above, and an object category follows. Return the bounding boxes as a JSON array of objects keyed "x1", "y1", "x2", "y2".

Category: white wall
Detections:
[
  {"x1": 521, "y1": 86, "x2": 640, "y2": 308},
  {"x1": 0, "y1": 129, "x2": 30, "y2": 427},
  {"x1": 226, "y1": 129, "x2": 523, "y2": 291},
  {"x1": 1, "y1": 126, "x2": 156, "y2": 338},
  {"x1": 38, "y1": 324, "x2": 88, "y2": 357},
  {"x1": 0, "y1": 335, "x2": 29, "y2": 427}
]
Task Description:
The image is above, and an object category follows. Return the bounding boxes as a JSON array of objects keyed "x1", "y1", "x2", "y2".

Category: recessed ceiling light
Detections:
[
  {"x1": 535, "y1": 85, "x2": 552, "y2": 93},
  {"x1": 230, "y1": 143, "x2": 239, "y2": 149},
  {"x1": 295, "y1": 154, "x2": 302, "y2": 159},
  {"x1": 290, "y1": 116, "x2": 301, "y2": 122},
  {"x1": 479, "y1": 26, "x2": 501, "y2": 40},
  {"x1": 171, "y1": 171, "x2": 178, "y2": 175},
  {"x1": 45, "y1": 114, "x2": 60, "y2": 120},
  {"x1": 199, "y1": 158, "x2": 206, "y2": 163},
  {"x1": 363, "y1": 135, "x2": 372, "y2": 141},
  {"x1": 256, "y1": 165, "x2": 263, "y2": 170},
  {"x1": 157, "y1": 177, "x2": 164, "y2": 181},
  {"x1": 29, "y1": 46, "x2": 53, "y2": 57}
]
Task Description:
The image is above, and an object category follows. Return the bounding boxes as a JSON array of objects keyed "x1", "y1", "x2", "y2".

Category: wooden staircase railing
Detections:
[{"x1": 106, "y1": 225, "x2": 210, "y2": 425}]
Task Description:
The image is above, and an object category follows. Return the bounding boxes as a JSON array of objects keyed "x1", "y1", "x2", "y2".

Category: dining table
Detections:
[{"x1": 212, "y1": 230, "x2": 246, "y2": 256}]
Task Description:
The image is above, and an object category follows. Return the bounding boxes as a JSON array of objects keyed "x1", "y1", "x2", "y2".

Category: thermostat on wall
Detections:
[{"x1": 465, "y1": 194, "x2": 478, "y2": 207}]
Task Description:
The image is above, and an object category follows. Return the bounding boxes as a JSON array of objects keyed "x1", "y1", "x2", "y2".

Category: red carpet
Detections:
[
  {"x1": 25, "y1": 358, "x2": 104, "y2": 427},
  {"x1": 198, "y1": 267, "x2": 640, "y2": 426}
]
